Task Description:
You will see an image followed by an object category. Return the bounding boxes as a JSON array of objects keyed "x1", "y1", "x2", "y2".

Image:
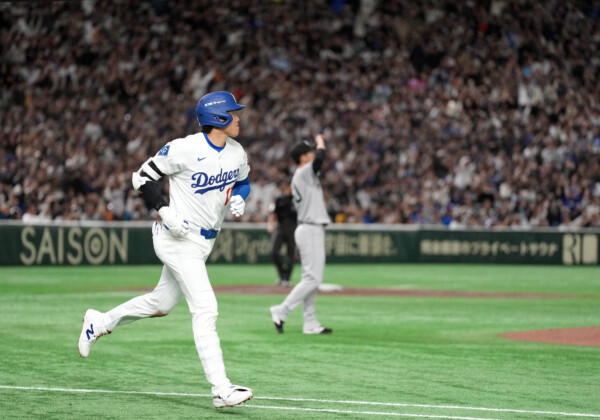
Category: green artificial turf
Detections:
[{"x1": 0, "y1": 264, "x2": 599, "y2": 419}]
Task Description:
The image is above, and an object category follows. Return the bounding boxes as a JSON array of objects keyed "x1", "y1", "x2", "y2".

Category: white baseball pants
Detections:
[{"x1": 102, "y1": 222, "x2": 231, "y2": 396}]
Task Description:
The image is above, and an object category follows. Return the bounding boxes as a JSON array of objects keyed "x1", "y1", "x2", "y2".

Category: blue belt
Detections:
[{"x1": 200, "y1": 228, "x2": 219, "y2": 239}]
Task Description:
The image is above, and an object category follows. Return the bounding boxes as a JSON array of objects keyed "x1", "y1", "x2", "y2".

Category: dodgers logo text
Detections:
[{"x1": 191, "y1": 168, "x2": 239, "y2": 195}]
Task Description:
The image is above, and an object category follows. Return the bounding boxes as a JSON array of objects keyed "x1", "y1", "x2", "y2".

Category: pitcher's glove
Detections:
[
  {"x1": 158, "y1": 206, "x2": 190, "y2": 238},
  {"x1": 229, "y1": 195, "x2": 245, "y2": 217}
]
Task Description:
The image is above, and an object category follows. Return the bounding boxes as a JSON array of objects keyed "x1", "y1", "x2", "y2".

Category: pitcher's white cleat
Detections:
[
  {"x1": 270, "y1": 306, "x2": 284, "y2": 334},
  {"x1": 213, "y1": 385, "x2": 253, "y2": 408},
  {"x1": 78, "y1": 309, "x2": 109, "y2": 357},
  {"x1": 303, "y1": 325, "x2": 333, "y2": 335}
]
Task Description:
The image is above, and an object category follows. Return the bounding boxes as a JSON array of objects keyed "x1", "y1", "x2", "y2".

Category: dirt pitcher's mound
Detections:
[
  {"x1": 502, "y1": 327, "x2": 600, "y2": 347},
  {"x1": 211, "y1": 284, "x2": 571, "y2": 298}
]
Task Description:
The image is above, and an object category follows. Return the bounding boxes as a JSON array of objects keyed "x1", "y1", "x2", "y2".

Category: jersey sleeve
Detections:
[
  {"x1": 237, "y1": 149, "x2": 251, "y2": 181},
  {"x1": 148, "y1": 142, "x2": 183, "y2": 177}
]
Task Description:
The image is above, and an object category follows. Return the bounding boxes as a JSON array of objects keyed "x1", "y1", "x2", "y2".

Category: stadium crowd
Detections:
[{"x1": 1, "y1": 0, "x2": 600, "y2": 228}]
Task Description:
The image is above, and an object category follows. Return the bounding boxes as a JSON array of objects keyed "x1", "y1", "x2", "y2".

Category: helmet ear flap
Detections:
[{"x1": 212, "y1": 114, "x2": 232, "y2": 126}]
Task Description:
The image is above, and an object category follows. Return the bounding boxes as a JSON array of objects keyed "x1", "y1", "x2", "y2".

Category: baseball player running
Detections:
[
  {"x1": 78, "y1": 91, "x2": 253, "y2": 408},
  {"x1": 270, "y1": 134, "x2": 333, "y2": 335}
]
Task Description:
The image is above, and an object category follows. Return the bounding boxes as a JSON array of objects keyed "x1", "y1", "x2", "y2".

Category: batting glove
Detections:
[
  {"x1": 158, "y1": 206, "x2": 190, "y2": 238},
  {"x1": 229, "y1": 195, "x2": 245, "y2": 217}
]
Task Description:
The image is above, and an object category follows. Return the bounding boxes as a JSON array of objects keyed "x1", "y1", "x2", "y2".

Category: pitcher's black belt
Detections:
[{"x1": 200, "y1": 228, "x2": 219, "y2": 239}]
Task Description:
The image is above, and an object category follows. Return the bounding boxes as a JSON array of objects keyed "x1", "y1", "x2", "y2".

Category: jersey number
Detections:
[
  {"x1": 224, "y1": 186, "x2": 234, "y2": 205},
  {"x1": 293, "y1": 185, "x2": 302, "y2": 203}
]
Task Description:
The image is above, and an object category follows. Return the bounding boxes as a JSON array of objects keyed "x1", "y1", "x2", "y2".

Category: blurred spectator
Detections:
[{"x1": 1, "y1": 0, "x2": 599, "y2": 228}]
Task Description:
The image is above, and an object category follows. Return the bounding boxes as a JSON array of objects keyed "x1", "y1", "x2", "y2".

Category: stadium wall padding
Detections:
[{"x1": 0, "y1": 222, "x2": 598, "y2": 266}]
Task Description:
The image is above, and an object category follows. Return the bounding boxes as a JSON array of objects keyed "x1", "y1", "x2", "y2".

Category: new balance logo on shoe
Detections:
[{"x1": 86, "y1": 324, "x2": 95, "y2": 340}]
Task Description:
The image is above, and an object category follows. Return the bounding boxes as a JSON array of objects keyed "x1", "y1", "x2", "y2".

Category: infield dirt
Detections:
[
  {"x1": 214, "y1": 285, "x2": 600, "y2": 347},
  {"x1": 125, "y1": 284, "x2": 599, "y2": 347}
]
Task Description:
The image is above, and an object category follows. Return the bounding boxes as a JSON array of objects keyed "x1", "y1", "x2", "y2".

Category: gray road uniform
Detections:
[{"x1": 271, "y1": 148, "x2": 331, "y2": 334}]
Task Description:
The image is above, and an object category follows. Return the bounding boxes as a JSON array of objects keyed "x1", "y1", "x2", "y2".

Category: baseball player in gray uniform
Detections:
[
  {"x1": 270, "y1": 134, "x2": 332, "y2": 335},
  {"x1": 78, "y1": 91, "x2": 253, "y2": 408}
]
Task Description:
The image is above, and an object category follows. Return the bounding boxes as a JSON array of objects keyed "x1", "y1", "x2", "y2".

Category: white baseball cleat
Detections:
[
  {"x1": 303, "y1": 325, "x2": 333, "y2": 335},
  {"x1": 270, "y1": 306, "x2": 284, "y2": 334},
  {"x1": 78, "y1": 309, "x2": 109, "y2": 358},
  {"x1": 213, "y1": 385, "x2": 253, "y2": 408}
]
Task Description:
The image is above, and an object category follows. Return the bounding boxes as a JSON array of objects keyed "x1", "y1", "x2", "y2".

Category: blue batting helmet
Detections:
[{"x1": 195, "y1": 91, "x2": 245, "y2": 128}]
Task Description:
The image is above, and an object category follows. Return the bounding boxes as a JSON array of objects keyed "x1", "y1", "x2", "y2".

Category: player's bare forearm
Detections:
[
  {"x1": 267, "y1": 212, "x2": 277, "y2": 233},
  {"x1": 315, "y1": 134, "x2": 325, "y2": 150}
]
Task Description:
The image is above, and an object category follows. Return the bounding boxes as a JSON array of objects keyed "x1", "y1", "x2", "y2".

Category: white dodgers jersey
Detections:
[{"x1": 151, "y1": 133, "x2": 250, "y2": 230}]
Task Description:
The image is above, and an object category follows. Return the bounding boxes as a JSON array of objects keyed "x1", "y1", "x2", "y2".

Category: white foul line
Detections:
[
  {"x1": 255, "y1": 395, "x2": 600, "y2": 418},
  {"x1": 246, "y1": 404, "x2": 499, "y2": 419},
  {"x1": 1, "y1": 385, "x2": 599, "y2": 418}
]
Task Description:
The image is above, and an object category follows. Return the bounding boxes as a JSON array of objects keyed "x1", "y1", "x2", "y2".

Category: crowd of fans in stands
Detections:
[{"x1": 2, "y1": 0, "x2": 600, "y2": 228}]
